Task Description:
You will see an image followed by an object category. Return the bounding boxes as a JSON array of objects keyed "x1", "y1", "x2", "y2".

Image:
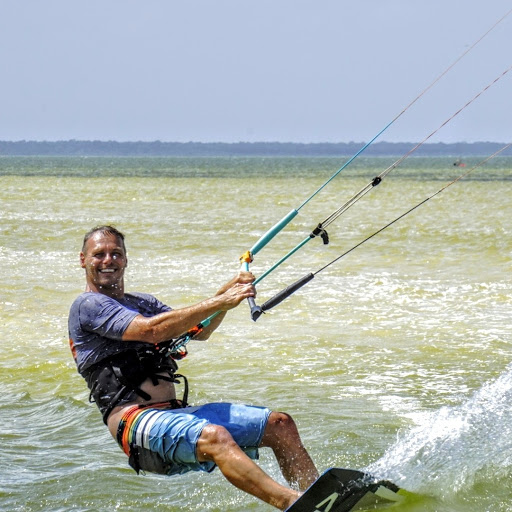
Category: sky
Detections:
[{"x1": 0, "y1": 1, "x2": 510, "y2": 143}]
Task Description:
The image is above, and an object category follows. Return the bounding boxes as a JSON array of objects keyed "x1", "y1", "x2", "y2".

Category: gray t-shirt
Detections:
[{"x1": 68, "y1": 291, "x2": 172, "y2": 372}]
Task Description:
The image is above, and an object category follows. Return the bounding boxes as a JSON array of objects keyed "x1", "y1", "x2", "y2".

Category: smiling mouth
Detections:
[{"x1": 99, "y1": 269, "x2": 116, "y2": 273}]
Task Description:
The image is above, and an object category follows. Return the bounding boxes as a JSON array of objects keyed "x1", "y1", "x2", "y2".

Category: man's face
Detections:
[{"x1": 80, "y1": 232, "x2": 127, "y2": 297}]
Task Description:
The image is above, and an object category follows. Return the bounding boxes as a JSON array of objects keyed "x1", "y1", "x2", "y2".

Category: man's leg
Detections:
[
  {"x1": 196, "y1": 423, "x2": 300, "y2": 510},
  {"x1": 260, "y1": 411, "x2": 319, "y2": 490}
]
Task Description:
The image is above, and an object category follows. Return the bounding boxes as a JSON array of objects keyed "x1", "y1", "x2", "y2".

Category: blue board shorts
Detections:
[{"x1": 117, "y1": 402, "x2": 271, "y2": 476}]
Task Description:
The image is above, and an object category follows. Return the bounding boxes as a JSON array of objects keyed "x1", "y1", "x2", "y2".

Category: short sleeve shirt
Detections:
[{"x1": 68, "y1": 292, "x2": 172, "y2": 373}]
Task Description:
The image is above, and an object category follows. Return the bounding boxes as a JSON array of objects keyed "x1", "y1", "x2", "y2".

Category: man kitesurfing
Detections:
[
  {"x1": 67, "y1": 7, "x2": 512, "y2": 509},
  {"x1": 68, "y1": 225, "x2": 319, "y2": 510}
]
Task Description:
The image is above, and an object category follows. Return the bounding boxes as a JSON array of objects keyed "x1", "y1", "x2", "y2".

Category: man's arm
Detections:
[{"x1": 122, "y1": 272, "x2": 255, "y2": 344}]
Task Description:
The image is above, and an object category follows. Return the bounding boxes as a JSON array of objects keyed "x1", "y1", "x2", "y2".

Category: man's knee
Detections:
[
  {"x1": 196, "y1": 424, "x2": 237, "y2": 462},
  {"x1": 262, "y1": 411, "x2": 300, "y2": 447},
  {"x1": 268, "y1": 411, "x2": 296, "y2": 430}
]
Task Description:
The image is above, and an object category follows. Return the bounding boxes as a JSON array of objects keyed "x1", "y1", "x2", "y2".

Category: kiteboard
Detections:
[{"x1": 286, "y1": 468, "x2": 406, "y2": 512}]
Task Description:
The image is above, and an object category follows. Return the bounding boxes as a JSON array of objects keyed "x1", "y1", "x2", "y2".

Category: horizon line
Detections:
[{"x1": 0, "y1": 139, "x2": 507, "y2": 145}]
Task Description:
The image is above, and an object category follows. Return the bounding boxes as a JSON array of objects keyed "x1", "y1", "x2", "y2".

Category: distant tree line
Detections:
[{"x1": 0, "y1": 140, "x2": 510, "y2": 157}]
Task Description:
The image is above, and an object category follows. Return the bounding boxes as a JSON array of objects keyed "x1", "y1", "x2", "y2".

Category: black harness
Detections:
[{"x1": 81, "y1": 343, "x2": 188, "y2": 424}]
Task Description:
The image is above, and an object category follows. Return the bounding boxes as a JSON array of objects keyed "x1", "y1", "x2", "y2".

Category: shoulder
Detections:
[
  {"x1": 69, "y1": 293, "x2": 112, "y2": 326},
  {"x1": 69, "y1": 293, "x2": 135, "y2": 325},
  {"x1": 69, "y1": 292, "x2": 141, "y2": 337}
]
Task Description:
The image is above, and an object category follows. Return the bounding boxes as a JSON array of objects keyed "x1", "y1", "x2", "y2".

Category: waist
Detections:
[{"x1": 116, "y1": 400, "x2": 184, "y2": 454}]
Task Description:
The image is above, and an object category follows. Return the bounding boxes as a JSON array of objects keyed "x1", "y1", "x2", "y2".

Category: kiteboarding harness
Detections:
[{"x1": 81, "y1": 339, "x2": 189, "y2": 424}]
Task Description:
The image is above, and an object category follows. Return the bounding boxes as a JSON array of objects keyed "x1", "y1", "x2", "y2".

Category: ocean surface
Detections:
[{"x1": 1, "y1": 155, "x2": 511, "y2": 511}]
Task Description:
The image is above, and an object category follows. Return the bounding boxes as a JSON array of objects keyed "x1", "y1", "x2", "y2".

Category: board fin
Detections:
[{"x1": 286, "y1": 467, "x2": 404, "y2": 512}]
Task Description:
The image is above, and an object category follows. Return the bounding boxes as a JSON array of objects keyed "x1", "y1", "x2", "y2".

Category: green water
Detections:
[{"x1": 1, "y1": 156, "x2": 511, "y2": 511}]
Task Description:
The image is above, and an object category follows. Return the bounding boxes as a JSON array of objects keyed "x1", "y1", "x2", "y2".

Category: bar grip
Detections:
[
  {"x1": 240, "y1": 259, "x2": 263, "y2": 321},
  {"x1": 261, "y1": 273, "x2": 315, "y2": 313},
  {"x1": 248, "y1": 297, "x2": 263, "y2": 321}
]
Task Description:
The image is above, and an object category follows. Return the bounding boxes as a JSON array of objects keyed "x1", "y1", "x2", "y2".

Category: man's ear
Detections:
[{"x1": 80, "y1": 252, "x2": 86, "y2": 268}]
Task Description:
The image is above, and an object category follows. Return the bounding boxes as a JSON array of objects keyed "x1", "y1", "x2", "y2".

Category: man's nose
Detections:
[{"x1": 102, "y1": 253, "x2": 113, "y2": 264}]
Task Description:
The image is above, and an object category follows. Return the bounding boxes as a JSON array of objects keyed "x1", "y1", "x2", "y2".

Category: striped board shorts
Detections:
[{"x1": 116, "y1": 402, "x2": 271, "y2": 476}]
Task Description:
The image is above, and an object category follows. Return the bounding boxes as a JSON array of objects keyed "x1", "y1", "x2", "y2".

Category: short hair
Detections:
[{"x1": 82, "y1": 225, "x2": 126, "y2": 254}]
